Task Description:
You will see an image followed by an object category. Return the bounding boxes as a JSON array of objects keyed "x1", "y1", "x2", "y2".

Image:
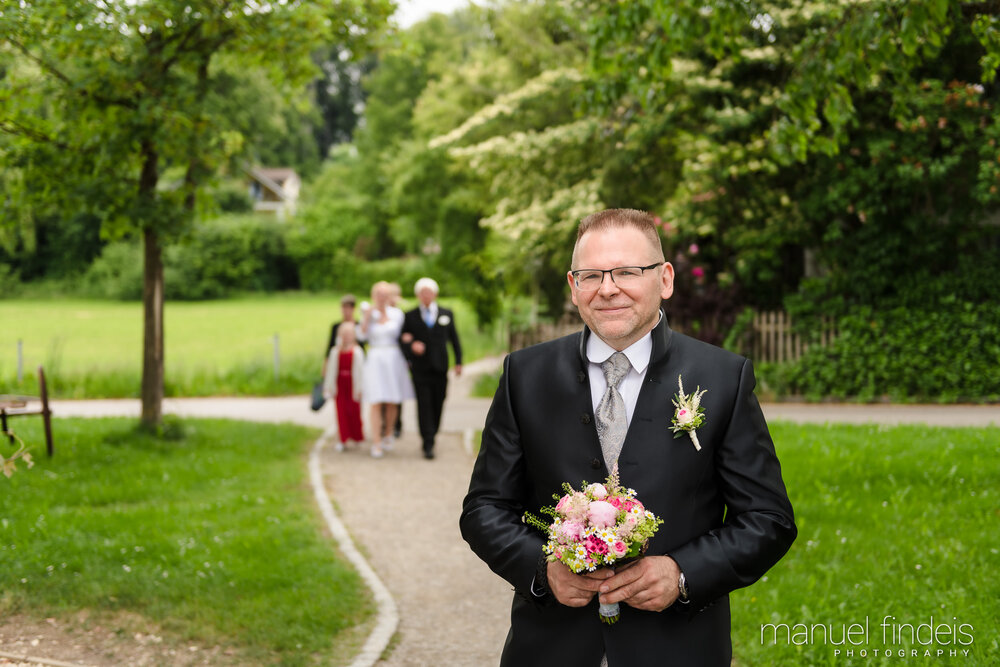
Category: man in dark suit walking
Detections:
[
  {"x1": 401, "y1": 277, "x2": 462, "y2": 459},
  {"x1": 460, "y1": 209, "x2": 796, "y2": 665}
]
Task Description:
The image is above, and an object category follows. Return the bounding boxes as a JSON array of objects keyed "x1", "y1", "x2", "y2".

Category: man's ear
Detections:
[{"x1": 660, "y1": 263, "x2": 675, "y2": 301}]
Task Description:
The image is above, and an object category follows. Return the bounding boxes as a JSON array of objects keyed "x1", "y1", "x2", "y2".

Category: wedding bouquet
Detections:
[{"x1": 523, "y1": 467, "x2": 663, "y2": 624}]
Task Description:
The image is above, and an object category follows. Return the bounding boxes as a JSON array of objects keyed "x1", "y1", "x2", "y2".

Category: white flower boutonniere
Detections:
[
  {"x1": 670, "y1": 375, "x2": 707, "y2": 451},
  {"x1": 437, "y1": 314, "x2": 451, "y2": 326}
]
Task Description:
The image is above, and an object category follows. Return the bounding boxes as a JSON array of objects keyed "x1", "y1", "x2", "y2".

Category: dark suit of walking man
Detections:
[
  {"x1": 460, "y1": 209, "x2": 796, "y2": 665},
  {"x1": 401, "y1": 277, "x2": 462, "y2": 459}
]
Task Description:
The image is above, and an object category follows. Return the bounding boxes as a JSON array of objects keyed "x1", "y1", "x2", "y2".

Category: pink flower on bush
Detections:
[
  {"x1": 689, "y1": 243, "x2": 700, "y2": 255},
  {"x1": 691, "y1": 266, "x2": 705, "y2": 279},
  {"x1": 612, "y1": 541, "x2": 628, "y2": 558},
  {"x1": 586, "y1": 483, "x2": 608, "y2": 500},
  {"x1": 588, "y1": 501, "x2": 618, "y2": 528}
]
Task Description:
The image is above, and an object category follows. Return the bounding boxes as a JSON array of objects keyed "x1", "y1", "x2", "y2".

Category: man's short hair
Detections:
[
  {"x1": 572, "y1": 208, "x2": 665, "y2": 268},
  {"x1": 340, "y1": 294, "x2": 356, "y2": 306},
  {"x1": 414, "y1": 277, "x2": 439, "y2": 296}
]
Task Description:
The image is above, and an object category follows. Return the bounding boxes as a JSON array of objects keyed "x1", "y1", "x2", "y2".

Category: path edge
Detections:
[{"x1": 309, "y1": 437, "x2": 398, "y2": 666}]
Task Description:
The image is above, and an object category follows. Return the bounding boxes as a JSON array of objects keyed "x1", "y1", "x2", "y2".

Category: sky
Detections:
[{"x1": 394, "y1": 0, "x2": 474, "y2": 27}]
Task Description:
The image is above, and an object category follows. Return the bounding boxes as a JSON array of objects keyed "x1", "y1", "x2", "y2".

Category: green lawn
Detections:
[
  {"x1": 0, "y1": 294, "x2": 504, "y2": 398},
  {"x1": 731, "y1": 422, "x2": 999, "y2": 666},
  {"x1": 1, "y1": 417, "x2": 372, "y2": 666}
]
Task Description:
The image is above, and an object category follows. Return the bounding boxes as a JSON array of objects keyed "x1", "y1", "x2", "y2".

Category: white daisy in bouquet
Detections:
[{"x1": 523, "y1": 467, "x2": 663, "y2": 624}]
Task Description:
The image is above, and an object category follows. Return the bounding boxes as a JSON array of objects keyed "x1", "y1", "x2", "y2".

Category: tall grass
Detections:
[
  {"x1": 1, "y1": 418, "x2": 372, "y2": 665},
  {"x1": 731, "y1": 422, "x2": 999, "y2": 665},
  {"x1": 0, "y1": 294, "x2": 507, "y2": 398}
]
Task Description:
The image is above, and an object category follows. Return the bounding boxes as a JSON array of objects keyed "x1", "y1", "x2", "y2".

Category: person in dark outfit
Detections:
[
  {"x1": 400, "y1": 277, "x2": 462, "y2": 460},
  {"x1": 460, "y1": 209, "x2": 796, "y2": 666}
]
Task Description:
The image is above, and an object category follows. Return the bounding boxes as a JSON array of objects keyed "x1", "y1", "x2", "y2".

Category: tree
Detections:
[
  {"x1": 0, "y1": 0, "x2": 391, "y2": 427},
  {"x1": 580, "y1": 0, "x2": 1000, "y2": 314}
]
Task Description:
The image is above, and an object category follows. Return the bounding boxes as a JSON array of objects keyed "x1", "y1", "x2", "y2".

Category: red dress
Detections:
[{"x1": 336, "y1": 349, "x2": 364, "y2": 443}]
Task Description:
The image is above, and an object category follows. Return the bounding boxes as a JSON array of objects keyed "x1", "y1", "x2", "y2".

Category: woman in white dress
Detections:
[{"x1": 359, "y1": 281, "x2": 414, "y2": 457}]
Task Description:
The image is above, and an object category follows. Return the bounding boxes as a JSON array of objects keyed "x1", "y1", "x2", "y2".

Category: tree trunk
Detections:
[{"x1": 139, "y1": 142, "x2": 164, "y2": 428}]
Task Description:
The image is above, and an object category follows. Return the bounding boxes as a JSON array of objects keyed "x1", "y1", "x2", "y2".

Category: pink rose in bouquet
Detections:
[
  {"x1": 586, "y1": 482, "x2": 608, "y2": 500},
  {"x1": 559, "y1": 520, "x2": 585, "y2": 542}
]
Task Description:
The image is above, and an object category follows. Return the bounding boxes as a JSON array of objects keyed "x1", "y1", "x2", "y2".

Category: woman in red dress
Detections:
[{"x1": 323, "y1": 322, "x2": 365, "y2": 450}]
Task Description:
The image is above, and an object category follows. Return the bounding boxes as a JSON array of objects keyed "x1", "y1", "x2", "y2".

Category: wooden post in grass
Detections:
[{"x1": 273, "y1": 334, "x2": 280, "y2": 382}]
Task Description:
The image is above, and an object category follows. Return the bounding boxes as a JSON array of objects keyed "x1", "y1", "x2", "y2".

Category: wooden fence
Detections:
[
  {"x1": 510, "y1": 308, "x2": 837, "y2": 362},
  {"x1": 751, "y1": 310, "x2": 837, "y2": 363}
]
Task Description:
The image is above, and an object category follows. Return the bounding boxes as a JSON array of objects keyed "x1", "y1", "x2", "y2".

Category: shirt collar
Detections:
[{"x1": 586, "y1": 324, "x2": 654, "y2": 374}]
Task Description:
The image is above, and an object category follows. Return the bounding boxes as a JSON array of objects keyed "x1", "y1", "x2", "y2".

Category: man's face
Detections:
[
  {"x1": 567, "y1": 226, "x2": 674, "y2": 350},
  {"x1": 341, "y1": 303, "x2": 355, "y2": 320},
  {"x1": 417, "y1": 287, "x2": 436, "y2": 308}
]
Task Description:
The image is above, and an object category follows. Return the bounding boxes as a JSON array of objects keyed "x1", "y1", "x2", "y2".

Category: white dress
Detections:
[{"x1": 361, "y1": 306, "x2": 415, "y2": 403}]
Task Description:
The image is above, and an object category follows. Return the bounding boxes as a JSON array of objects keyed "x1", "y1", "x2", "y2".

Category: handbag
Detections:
[{"x1": 310, "y1": 380, "x2": 326, "y2": 411}]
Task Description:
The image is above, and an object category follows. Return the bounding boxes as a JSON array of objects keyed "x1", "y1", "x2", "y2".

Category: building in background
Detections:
[{"x1": 247, "y1": 167, "x2": 300, "y2": 220}]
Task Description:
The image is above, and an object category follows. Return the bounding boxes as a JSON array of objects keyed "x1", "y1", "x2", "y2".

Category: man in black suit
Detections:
[
  {"x1": 460, "y1": 209, "x2": 796, "y2": 665},
  {"x1": 401, "y1": 277, "x2": 462, "y2": 459}
]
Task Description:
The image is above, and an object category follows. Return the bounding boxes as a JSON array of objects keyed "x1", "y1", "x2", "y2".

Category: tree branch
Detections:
[
  {"x1": 4, "y1": 36, "x2": 138, "y2": 110},
  {"x1": 0, "y1": 118, "x2": 71, "y2": 151}
]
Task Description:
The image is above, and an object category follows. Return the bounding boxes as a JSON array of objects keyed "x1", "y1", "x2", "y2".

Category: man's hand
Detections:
[
  {"x1": 598, "y1": 555, "x2": 680, "y2": 612},
  {"x1": 411, "y1": 340, "x2": 426, "y2": 355},
  {"x1": 454, "y1": 364, "x2": 462, "y2": 376},
  {"x1": 547, "y1": 561, "x2": 613, "y2": 607}
]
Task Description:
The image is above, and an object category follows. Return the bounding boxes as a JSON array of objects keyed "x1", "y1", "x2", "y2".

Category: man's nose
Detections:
[{"x1": 596, "y1": 271, "x2": 620, "y2": 296}]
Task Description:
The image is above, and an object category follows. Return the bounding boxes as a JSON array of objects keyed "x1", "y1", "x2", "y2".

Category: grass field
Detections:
[
  {"x1": 3, "y1": 416, "x2": 996, "y2": 665},
  {"x1": 0, "y1": 294, "x2": 506, "y2": 398},
  {"x1": 730, "y1": 422, "x2": 999, "y2": 666},
  {"x1": 1, "y1": 417, "x2": 371, "y2": 666}
]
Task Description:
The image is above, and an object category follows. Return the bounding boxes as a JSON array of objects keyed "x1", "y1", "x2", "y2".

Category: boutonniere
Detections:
[
  {"x1": 437, "y1": 314, "x2": 451, "y2": 326},
  {"x1": 670, "y1": 375, "x2": 707, "y2": 451}
]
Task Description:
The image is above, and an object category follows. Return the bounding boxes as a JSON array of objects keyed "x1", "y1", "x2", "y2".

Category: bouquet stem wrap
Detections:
[{"x1": 599, "y1": 601, "x2": 620, "y2": 624}]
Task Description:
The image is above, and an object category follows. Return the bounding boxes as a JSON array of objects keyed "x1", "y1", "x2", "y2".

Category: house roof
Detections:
[
  {"x1": 247, "y1": 166, "x2": 299, "y2": 201},
  {"x1": 254, "y1": 167, "x2": 298, "y2": 185}
]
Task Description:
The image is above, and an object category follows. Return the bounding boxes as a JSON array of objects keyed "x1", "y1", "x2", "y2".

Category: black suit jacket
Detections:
[
  {"x1": 460, "y1": 313, "x2": 796, "y2": 666},
  {"x1": 401, "y1": 306, "x2": 462, "y2": 376}
]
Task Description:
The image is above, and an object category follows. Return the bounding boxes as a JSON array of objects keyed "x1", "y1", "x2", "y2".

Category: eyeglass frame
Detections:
[{"x1": 569, "y1": 262, "x2": 665, "y2": 291}]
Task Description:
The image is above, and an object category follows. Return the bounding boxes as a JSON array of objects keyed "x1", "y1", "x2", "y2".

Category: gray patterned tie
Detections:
[
  {"x1": 596, "y1": 353, "x2": 631, "y2": 667},
  {"x1": 596, "y1": 351, "x2": 631, "y2": 470}
]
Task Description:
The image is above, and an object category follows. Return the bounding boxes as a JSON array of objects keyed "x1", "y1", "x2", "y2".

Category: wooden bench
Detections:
[{"x1": 1, "y1": 366, "x2": 54, "y2": 457}]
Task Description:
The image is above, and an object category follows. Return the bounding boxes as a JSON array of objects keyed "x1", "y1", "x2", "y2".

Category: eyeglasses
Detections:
[{"x1": 570, "y1": 262, "x2": 664, "y2": 291}]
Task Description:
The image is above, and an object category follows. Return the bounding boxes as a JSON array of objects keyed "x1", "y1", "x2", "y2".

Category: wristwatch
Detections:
[{"x1": 677, "y1": 571, "x2": 689, "y2": 602}]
